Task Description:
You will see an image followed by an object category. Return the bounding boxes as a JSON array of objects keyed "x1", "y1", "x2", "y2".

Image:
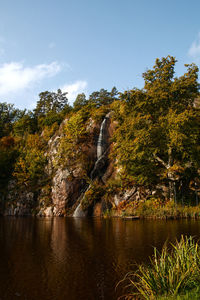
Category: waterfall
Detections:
[
  {"x1": 73, "y1": 114, "x2": 110, "y2": 217},
  {"x1": 97, "y1": 117, "x2": 107, "y2": 159}
]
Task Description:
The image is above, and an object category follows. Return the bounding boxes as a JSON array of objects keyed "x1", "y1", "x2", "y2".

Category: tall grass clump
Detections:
[{"x1": 123, "y1": 236, "x2": 200, "y2": 299}]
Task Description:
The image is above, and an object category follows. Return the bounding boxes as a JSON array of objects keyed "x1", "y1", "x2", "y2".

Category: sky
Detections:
[{"x1": 0, "y1": 0, "x2": 200, "y2": 109}]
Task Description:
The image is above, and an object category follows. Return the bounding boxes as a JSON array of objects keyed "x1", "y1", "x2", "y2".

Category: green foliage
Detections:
[
  {"x1": 13, "y1": 134, "x2": 47, "y2": 187},
  {"x1": 0, "y1": 136, "x2": 18, "y2": 191},
  {"x1": 0, "y1": 102, "x2": 22, "y2": 137},
  {"x1": 38, "y1": 183, "x2": 52, "y2": 208},
  {"x1": 119, "y1": 198, "x2": 200, "y2": 219},
  {"x1": 88, "y1": 87, "x2": 119, "y2": 108},
  {"x1": 103, "y1": 178, "x2": 124, "y2": 204},
  {"x1": 0, "y1": 103, "x2": 37, "y2": 138},
  {"x1": 124, "y1": 236, "x2": 200, "y2": 299},
  {"x1": 42, "y1": 123, "x2": 59, "y2": 142},
  {"x1": 81, "y1": 181, "x2": 105, "y2": 211},
  {"x1": 113, "y1": 56, "x2": 200, "y2": 195},
  {"x1": 34, "y1": 89, "x2": 71, "y2": 129},
  {"x1": 56, "y1": 111, "x2": 90, "y2": 176},
  {"x1": 34, "y1": 89, "x2": 69, "y2": 116},
  {"x1": 13, "y1": 110, "x2": 37, "y2": 136},
  {"x1": 157, "y1": 287, "x2": 200, "y2": 299},
  {"x1": 73, "y1": 93, "x2": 88, "y2": 111},
  {"x1": 0, "y1": 55, "x2": 200, "y2": 208},
  {"x1": 112, "y1": 113, "x2": 160, "y2": 185},
  {"x1": 90, "y1": 104, "x2": 111, "y2": 122}
]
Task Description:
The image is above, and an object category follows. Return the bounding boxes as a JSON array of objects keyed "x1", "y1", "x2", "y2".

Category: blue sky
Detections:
[{"x1": 0, "y1": 0, "x2": 200, "y2": 109}]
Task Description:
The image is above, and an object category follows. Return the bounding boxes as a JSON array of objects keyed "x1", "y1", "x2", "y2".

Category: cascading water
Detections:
[
  {"x1": 73, "y1": 185, "x2": 91, "y2": 217},
  {"x1": 97, "y1": 117, "x2": 107, "y2": 159},
  {"x1": 73, "y1": 114, "x2": 110, "y2": 217}
]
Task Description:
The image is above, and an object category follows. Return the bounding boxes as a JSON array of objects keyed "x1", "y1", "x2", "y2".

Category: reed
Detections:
[
  {"x1": 122, "y1": 200, "x2": 200, "y2": 219},
  {"x1": 123, "y1": 236, "x2": 200, "y2": 299}
]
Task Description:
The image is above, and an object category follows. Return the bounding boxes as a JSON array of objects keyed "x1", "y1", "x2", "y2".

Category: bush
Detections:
[
  {"x1": 123, "y1": 236, "x2": 200, "y2": 299},
  {"x1": 81, "y1": 182, "x2": 104, "y2": 211}
]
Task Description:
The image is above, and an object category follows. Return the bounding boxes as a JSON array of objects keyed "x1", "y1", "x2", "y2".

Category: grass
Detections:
[
  {"x1": 156, "y1": 287, "x2": 200, "y2": 299},
  {"x1": 117, "y1": 199, "x2": 200, "y2": 219},
  {"x1": 121, "y1": 236, "x2": 200, "y2": 299}
]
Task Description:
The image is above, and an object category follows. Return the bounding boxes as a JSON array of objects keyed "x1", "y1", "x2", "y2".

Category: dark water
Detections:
[{"x1": 1, "y1": 218, "x2": 200, "y2": 300}]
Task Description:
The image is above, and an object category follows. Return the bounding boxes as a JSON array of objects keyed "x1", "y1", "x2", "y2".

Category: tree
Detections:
[
  {"x1": 114, "y1": 56, "x2": 200, "y2": 201},
  {"x1": 0, "y1": 136, "x2": 17, "y2": 192},
  {"x1": 13, "y1": 134, "x2": 47, "y2": 187},
  {"x1": 56, "y1": 111, "x2": 90, "y2": 178},
  {"x1": 88, "y1": 87, "x2": 119, "y2": 107},
  {"x1": 34, "y1": 89, "x2": 69, "y2": 116},
  {"x1": 34, "y1": 89, "x2": 70, "y2": 129},
  {"x1": 0, "y1": 102, "x2": 20, "y2": 137},
  {"x1": 73, "y1": 93, "x2": 88, "y2": 111},
  {"x1": 13, "y1": 110, "x2": 37, "y2": 136}
]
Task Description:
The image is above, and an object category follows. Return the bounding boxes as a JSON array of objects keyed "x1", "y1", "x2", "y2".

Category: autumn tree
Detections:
[
  {"x1": 13, "y1": 134, "x2": 47, "y2": 187},
  {"x1": 114, "y1": 56, "x2": 200, "y2": 201},
  {"x1": 56, "y1": 111, "x2": 90, "y2": 178},
  {"x1": 13, "y1": 110, "x2": 37, "y2": 136}
]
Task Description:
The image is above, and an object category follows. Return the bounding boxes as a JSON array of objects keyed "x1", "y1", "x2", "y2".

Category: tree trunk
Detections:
[
  {"x1": 167, "y1": 147, "x2": 175, "y2": 201},
  {"x1": 195, "y1": 182, "x2": 198, "y2": 206},
  {"x1": 154, "y1": 147, "x2": 176, "y2": 202},
  {"x1": 180, "y1": 180, "x2": 184, "y2": 206}
]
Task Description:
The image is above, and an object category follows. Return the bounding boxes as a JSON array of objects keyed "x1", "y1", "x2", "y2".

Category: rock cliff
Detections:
[{"x1": 3, "y1": 111, "x2": 165, "y2": 217}]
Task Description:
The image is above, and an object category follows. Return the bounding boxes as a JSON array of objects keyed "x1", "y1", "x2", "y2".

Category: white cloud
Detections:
[
  {"x1": 61, "y1": 80, "x2": 88, "y2": 104},
  {"x1": 0, "y1": 61, "x2": 61, "y2": 96},
  {"x1": 188, "y1": 33, "x2": 200, "y2": 58}
]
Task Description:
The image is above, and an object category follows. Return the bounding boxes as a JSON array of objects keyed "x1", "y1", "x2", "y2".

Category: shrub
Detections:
[
  {"x1": 81, "y1": 182, "x2": 104, "y2": 211},
  {"x1": 123, "y1": 236, "x2": 200, "y2": 299}
]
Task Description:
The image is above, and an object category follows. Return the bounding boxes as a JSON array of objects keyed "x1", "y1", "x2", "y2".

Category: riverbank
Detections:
[
  {"x1": 3, "y1": 198, "x2": 200, "y2": 219},
  {"x1": 108, "y1": 200, "x2": 200, "y2": 220}
]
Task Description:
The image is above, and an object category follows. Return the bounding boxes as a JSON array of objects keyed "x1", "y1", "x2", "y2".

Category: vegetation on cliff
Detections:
[{"x1": 0, "y1": 56, "x2": 200, "y2": 214}]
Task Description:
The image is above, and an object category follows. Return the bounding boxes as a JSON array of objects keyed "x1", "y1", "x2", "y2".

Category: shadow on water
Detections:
[{"x1": 0, "y1": 217, "x2": 200, "y2": 300}]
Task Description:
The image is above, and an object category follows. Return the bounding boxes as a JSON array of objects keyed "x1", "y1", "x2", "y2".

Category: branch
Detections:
[{"x1": 153, "y1": 153, "x2": 168, "y2": 169}]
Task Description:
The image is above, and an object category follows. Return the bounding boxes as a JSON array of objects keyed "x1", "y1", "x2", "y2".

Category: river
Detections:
[{"x1": 0, "y1": 217, "x2": 200, "y2": 300}]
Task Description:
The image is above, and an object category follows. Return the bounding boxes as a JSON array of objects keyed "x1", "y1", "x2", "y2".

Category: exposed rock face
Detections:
[
  {"x1": 4, "y1": 182, "x2": 35, "y2": 216},
  {"x1": 90, "y1": 153, "x2": 108, "y2": 180},
  {"x1": 46, "y1": 116, "x2": 99, "y2": 216},
  {"x1": 93, "y1": 202, "x2": 103, "y2": 217},
  {"x1": 73, "y1": 113, "x2": 112, "y2": 217},
  {"x1": 37, "y1": 206, "x2": 53, "y2": 217},
  {"x1": 4, "y1": 111, "x2": 150, "y2": 217},
  {"x1": 44, "y1": 206, "x2": 53, "y2": 217},
  {"x1": 51, "y1": 169, "x2": 85, "y2": 216},
  {"x1": 113, "y1": 187, "x2": 137, "y2": 206}
]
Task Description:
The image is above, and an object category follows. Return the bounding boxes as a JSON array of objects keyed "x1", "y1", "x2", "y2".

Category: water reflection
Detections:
[{"x1": 0, "y1": 218, "x2": 200, "y2": 300}]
